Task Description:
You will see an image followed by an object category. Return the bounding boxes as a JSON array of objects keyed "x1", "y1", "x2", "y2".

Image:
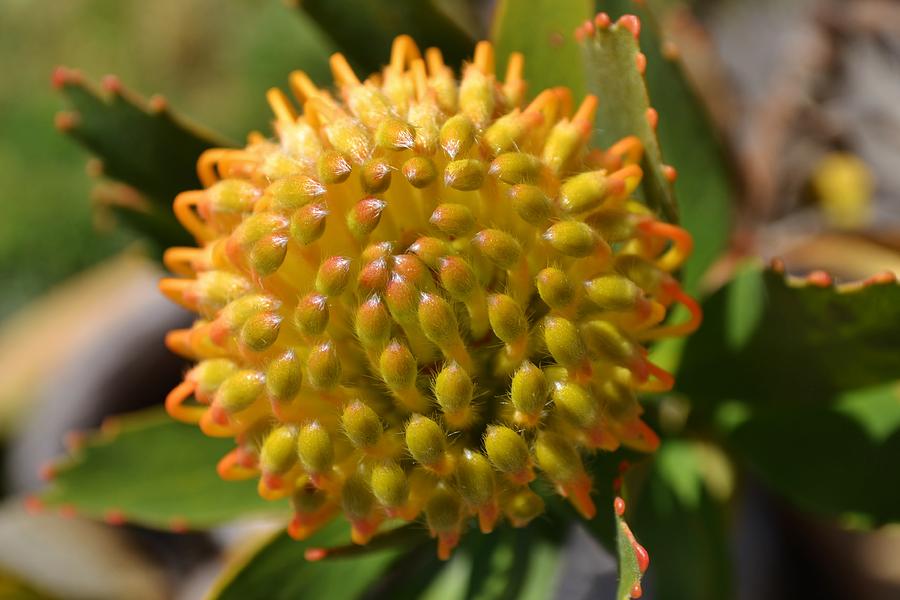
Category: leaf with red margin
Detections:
[
  {"x1": 578, "y1": 13, "x2": 678, "y2": 224},
  {"x1": 491, "y1": 0, "x2": 594, "y2": 100},
  {"x1": 40, "y1": 409, "x2": 279, "y2": 530},
  {"x1": 614, "y1": 496, "x2": 649, "y2": 600},
  {"x1": 677, "y1": 264, "x2": 900, "y2": 408},
  {"x1": 54, "y1": 68, "x2": 232, "y2": 248}
]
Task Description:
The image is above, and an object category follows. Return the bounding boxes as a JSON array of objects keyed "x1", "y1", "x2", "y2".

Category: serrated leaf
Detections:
[
  {"x1": 726, "y1": 382, "x2": 900, "y2": 525},
  {"x1": 292, "y1": 0, "x2": 478, "y2": 74},
  {"x1": 491, "y1": 0, "x2": 593, "y2": 100},
  {"x1": 56, "y1": 70, "x2": 231, "y2": 203},
  {"x1": 631, "y1": 441, "x2": 734, "y2": 600},
  {"x1": 677, "y1": 266, "x2": 900, "y2": 408},
  {"x1": 41, "y1": 409, "x2": 279, "y2": 530},
  {"x1": 210, "y1": 520, "x2": 416, "y2": 600},
  {"x1": 599, "y1": 0, "x2": 733, "y2": 293},
  {"x1": 55, "y1": 70, "x2": 231, "y2": 249},
  {"x1": 580, "y1": 16, "x2": 678, "y2": 223},
  {"x1": 614, "y1": 498, "x2": 647, "y2": 600}
]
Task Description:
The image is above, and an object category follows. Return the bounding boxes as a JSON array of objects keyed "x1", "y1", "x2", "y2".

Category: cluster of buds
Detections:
[{"x1": 161, "y1": 35, "x2": 700, "y2": 559}]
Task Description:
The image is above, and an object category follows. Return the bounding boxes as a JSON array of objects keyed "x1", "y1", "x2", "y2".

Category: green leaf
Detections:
[
  {"x1": 596, "y1": 1, "x2": 734, "y2": 293},
  {"x1": 54, "y1": 69, "x2": 231, "y2": 248},
  {"x1": 631, "y1": 441, "x2": 734, "y2": 600},
  {"x1": 55, "y1": 69, "x2": 231, "y2": 203},
  {"x1": 210, "y1": 521, "x2": 420, "y2": 600},
  {"x1": 550, "y1": 448, "x2": 644, "y2": 553},
  {"x1": 41, "y1": 410, "x2": 279, "y2": 530},
  {"x1": 580, "y1": 15, "x2": 677, "y2": 223},
  {"x1": 292, "y1": 0, "x2": 478, "y2": 74},
  {"x1": 678, "y1": 266, "x2": 900, "y2": 408},
  {"x1": 614, "y1": 498, "x2": 647, "y2": 600},
  {"x1": 726, "y1": 382, "x2": 900, "y2": 525},
  {"x1": 491, "y1": 0, "x2": 593, "y2": 100}
]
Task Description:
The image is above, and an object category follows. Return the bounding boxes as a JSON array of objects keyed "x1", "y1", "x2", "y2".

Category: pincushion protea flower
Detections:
[{"x1": 160, "y1": 34, "x2": 700, "y2": 559}]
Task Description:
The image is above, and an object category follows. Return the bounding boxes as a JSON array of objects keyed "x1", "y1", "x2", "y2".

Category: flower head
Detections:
[{"x1": 160, "y1": 35, "x2": 700, "y2": 558}]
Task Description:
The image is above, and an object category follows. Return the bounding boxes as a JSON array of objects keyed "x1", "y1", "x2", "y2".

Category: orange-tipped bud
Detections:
[
  {"x1": 402, "y1": 156, "x2": 437, "y2": 188},
  {"x1": 484, "y1": 425, "x2": 534, "y2": 484},
  {"x1": 433, "y1": 362, "x2": 474, "y2": 428},
  {"x1": 316, "y1": 256, "x2": 352, "y2": 296},
  {"x1": 341, "y1": 401, "x2": 383, "y2": 450},
  {"x1": 406, "y1": 415, "x2": 452, "y2": 475},
  {"x1": 444, "y1": 159, "x2": 485, "y2": 191},
  {"x1": 508, "y1": 184, "x2": 551, "y2": 226},
  {"x1": 473, "y1": 229, "x2": 521, "y2": 270},
  {"x1": 430, "y1": 203, "x2": 476, "y2": 237}
]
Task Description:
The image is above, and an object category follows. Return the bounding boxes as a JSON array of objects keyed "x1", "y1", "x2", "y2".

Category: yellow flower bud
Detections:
[
  {"x1": 360, "y1": 158, "x2": 392, "y2": 194},
  {"x1": 543, "y1": 221, "x2": 602, "y2": 258},
  {"x1": 260, "y1": 425, "x2": 299, "y2": 475},
  {"x1": 559, "y1": 170, "x2": 608, "y2": 214},
  {"x1": 306, "y1": 341, "x2": 341, "y2": 389},
  {"x1": 543, "y1": 316, "x2": 586, "y2": 368},
  {"x1": 315, "y1": 256, "x2": 352, "y2": 297},
  {"x1": 430, "y1": 203, "x2": 476, "y2": 237},
  {"x1": 502, "y1": 486, "x2": 545, "y2": 528},
  {"x1": 552, "y1": 381, "x2": 598, "y2": 429},
  {"x1": 317, "y1": 149, "x2": 352, "y2": 184},
  {"x1": 341, "y1": 401, "x2": 383, "y2": 450},
  {"x1": 370, "y1": 461, "x2": 409, "y2": 509},
  {"x1": 265, "y1": 350, "x2": 302, "y2": 403},
  {"x1": 296, "y1": 421, "x2": 334, "y2": 475},
  {"x1": 216, "y1": 370, "x2": 265, "y2": 414},
  {"x1": 484, "y1": 425, "x2": 533, "y2": 484},
  {"x1": 510, "y1": 362, "x2": 547, "y2": 427},
  {"x1": 536, "y1": 267, "x2": 575, "y2": 310},
  {"x1": 439, "y1": 114, "x2": 475, "y2": 159},
  {"x1": 444, "y1": 159, "x2": 486, "y2": 191},
  {"x1": 584, "y1": 274, "x2": 642, "y2": 311},
  {"x1": 489, "y1": 152, "x2": 542, "y2": 185},
  {"x1": 487, "y1": 293, "x2": 527, "y2": 344},
  {"x1": 433, "y1": 362, "x2": 473, "y2": 427},
  {"x1": 508, "y1": 184, "x2": 551, "y2": 227},
  {"x1": 473, "y1": 229, "x2": 521, "y2": 270},
  {"x1": 405, "y1": 414, "x2": 451, "y2": 475},
  {"x1": 402, "y1": 156, "x2": 437, "y2": 188},
  {"x1": 294, "y1": 292, "x2": 329, "y2": 337}
]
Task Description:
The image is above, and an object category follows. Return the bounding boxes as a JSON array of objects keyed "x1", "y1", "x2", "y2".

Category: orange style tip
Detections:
[
  {"x1": 807, "y1": 270, "x2": 832, "y2": 287},
  {"x1": 305, "y1": 547, "x2": 328, "y2": 562},
  {"x1": 100, "y1": 416, "x2": 120, "y2": 437},
  {"x1": 619, "y1": 419, "x2": 660, "y2": 453},
  {"x1": 646, "y1": 107, "x2": 659, "y2": 130},
  {"x1": 54, "y1": 111, "x2": 79, "y2": 132},
  {"x1": 594, "y1": 12, "x2": 612, "y2": 28},
  {"x1": 617, "y1": 14, "x2": 641, "y2": 39},
  {"x1": 614, "y1": 496, "x2": 626, "y2": 517},
  {"x1": 350, "y1": 521, "x2": 377, "y2": 545},
  {"x1": 170, "y1": 518, "x2": 189, "y2": 533},
  {"x1": 64, "y1": 431, "x2": 87, "y2": 452},
  {"x1": 51, "y1": 65, "x2": 70, "y2": 89},
  {"x1": 23, "y1": 495, "x2": 44, "y2": 514},
  {"x1": 437, "y1": 532, "x2": 460, "y2": 561},
  {"x1": 770, "y1": 257, "x2": 786, "y2": 273},
  {"x1": 586, "y1": 427, "x2": 621, "y2": 452},
  {"x1": 101, "y1": 74, "x2": 122, "y2": 94},
  {"x1": 287, "y1": 517, "x2": 312, "y2": 540},
  {"x1": 477, "y1": 503, "x2": 500, "y2": 534},
  {"x1": 636, "y1": 52, "x2": 647, "y2": 75},
  {"x1": 662, "y1": 164, "x2": 677, "y2": 182},
  {"x1": 148, "y1": 94, "x2": 167, "y2": 113},
  {"x1": 566, "y1": 477, "x2": 597, "y2": 519},
  {"x1": 38, "y1": 461, "x2": 57, "y2": 481},
  {"x1": 509, "y1": 467, "x2": 536, "y2": 485},
  {"x1": 104, "y1": 509, "x2": 126, "y2": 526}
]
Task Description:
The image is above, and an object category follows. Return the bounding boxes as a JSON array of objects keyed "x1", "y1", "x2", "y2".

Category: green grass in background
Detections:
[{"x1": 0, "y1": 0, "x2": 334, "y2": 320}]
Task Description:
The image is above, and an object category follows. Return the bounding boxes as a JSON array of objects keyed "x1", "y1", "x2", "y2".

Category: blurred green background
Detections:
[{"x1": 0, "y1": 0, "x2": 336, "y2": 320}]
